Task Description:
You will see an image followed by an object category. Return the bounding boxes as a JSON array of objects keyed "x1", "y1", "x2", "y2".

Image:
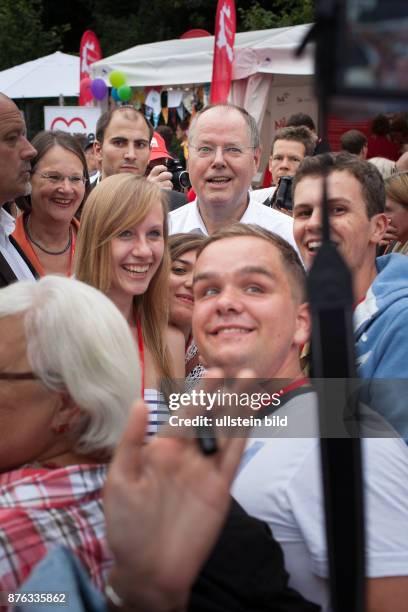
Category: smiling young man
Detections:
[
  {"x1": 193, "y1": 224, "x2": 308, "y2": 379},
  {"x1": 292, "y1": 152, "x2": 408, "y2": 441},
  {"x1": 191, "y1": 223, "x2": 408, "y2": 612},
  {"x1": 168, "y1": 104, "x2": 296, "y2": 248}
]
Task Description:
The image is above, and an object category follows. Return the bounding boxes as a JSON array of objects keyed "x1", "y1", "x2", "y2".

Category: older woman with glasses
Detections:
[
  {"x1": 12, "y1": 130, "x2": 90, "y2": 277},
  {"x1": 0, "y1": 275, "x2": 140, "y2": 597}
]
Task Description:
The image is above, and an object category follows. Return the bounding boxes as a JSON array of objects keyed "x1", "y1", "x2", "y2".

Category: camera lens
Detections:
[{"x1": 178, "y1": 170, "x2": 191, "y2": 189}]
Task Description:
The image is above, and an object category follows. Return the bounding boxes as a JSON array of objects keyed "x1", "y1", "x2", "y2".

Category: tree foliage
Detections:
[
  {"x1": 0, "y1": 0, "x2": 315, "y2": 70},
  {"x1": 0, "y1": 0, "x2": 69, "y2": 71},
  {"x1": 239, "y1": 0, "x2": 314, "y2": 31}
]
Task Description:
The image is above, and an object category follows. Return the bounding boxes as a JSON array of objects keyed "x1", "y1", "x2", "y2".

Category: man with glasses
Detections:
[
  {"x1": 0, "y1": 93, "x2": 37, "y2": 287},
  {"x1": 168, "y1": 103, "x2": 296, "y2": 246}
]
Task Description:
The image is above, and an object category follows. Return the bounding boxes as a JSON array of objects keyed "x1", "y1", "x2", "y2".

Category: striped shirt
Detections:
[{"x1": 145, "y1": 388, "x2": 169, "y2": 437}]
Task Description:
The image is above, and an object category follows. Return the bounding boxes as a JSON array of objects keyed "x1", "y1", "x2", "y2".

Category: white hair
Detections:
[
  {"x1": 0, "y1": 276, "x2": 141, "y2": 456},
  {"x1": 368, "y1": 157, "x2": 397, "y2": 180}
]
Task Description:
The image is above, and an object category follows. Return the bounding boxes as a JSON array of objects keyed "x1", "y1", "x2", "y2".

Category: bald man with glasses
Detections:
[{"x1": 168, "y1": 103, "x2": 296, "y2": 248}]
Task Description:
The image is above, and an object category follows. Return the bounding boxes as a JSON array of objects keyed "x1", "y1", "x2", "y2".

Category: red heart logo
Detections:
[{"x1": 50, "y1": 117, "x2": 87, "y2": 130}]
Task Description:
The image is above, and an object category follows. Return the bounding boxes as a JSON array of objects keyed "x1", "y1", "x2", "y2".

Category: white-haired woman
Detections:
[{"x1": 0, "y1": 275, "x2": 140, "y2": 598}]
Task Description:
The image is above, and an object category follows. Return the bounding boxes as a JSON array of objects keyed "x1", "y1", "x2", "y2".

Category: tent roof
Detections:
[
  {"x1": 0, "y1": 52, "x2": 79, "y2": 99},
  {"x1": 91, "y1": 24, "x2": 314, "y2": 87}
]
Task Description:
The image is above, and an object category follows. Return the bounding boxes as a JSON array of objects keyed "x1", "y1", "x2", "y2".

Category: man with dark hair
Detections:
[
  {"x1": 93, "y1": 105, "x2": 186, "y2": 209},
  {"x1": 253, "y1": 126, "x2": 315, "y2": 209},
  {"x1": 94, "y1": 106, "x2": 163, "y2": 182},
  {"x1": 270, "y1": 126, "x2": 316, "y2": 182},
  {"x1": 292, "y1": 152, "x2": 408, "y2": 440},
  {"x1": 367, "y1": 114, "x2": 400, "y2": 160},
  {"x1": 286, "y1": 112, "x2": 331, "y2": 154},
  {"x1": 340, "y1": 129, "x2": 368, "y2": 158},
  {"x1": 0, "y1": 93, "x2": 37, "y2": 287}
]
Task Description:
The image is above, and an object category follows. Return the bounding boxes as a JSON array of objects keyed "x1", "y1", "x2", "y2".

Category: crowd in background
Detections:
[{"x1": 0, "y1": 92, "x2": 408, "y2": 612}]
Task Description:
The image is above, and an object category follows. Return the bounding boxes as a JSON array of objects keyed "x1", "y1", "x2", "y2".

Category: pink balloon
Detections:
[{"x1": 80, "y1": 77, "x2": 91, "y2": 96}]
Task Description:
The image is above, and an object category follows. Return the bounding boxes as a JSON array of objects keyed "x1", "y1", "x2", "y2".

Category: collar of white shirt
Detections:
[{"x1": 0, "y1": 206, "x2": 16, "y2": 247}]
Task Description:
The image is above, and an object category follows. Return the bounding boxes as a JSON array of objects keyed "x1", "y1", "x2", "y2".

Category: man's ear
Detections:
[
  {"x1": 294, "y1": 302, "x2": 311, "y2": 348},
  {"x1": 370, "y1": 213, "x2": 388, "y2": 245},
  {"x1": 51, "y1": 393, "x2": 83, "y2": 435},
  {"x1": 253, "y1": 147, "x2": 262, "y2": 171},
  {"x1": 93, "y1": 140, "x2": 103, "y2": 164}
]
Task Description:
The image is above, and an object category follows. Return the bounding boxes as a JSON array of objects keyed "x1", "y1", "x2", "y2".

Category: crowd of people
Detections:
[{"x1": 1, "y1": 90, "x2": 408, "y2": 612}]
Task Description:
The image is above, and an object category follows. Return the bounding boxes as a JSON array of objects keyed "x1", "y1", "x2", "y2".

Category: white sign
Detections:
[
  {"x1": 269, "y1": 86, "x2": 317, "y2": 136},
  {"x1": 44, "y1": 106, "x2": 101, "y2": 136}
]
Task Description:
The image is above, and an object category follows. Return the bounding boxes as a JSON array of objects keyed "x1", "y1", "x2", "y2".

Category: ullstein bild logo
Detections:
[{"x1": 168, "y1": 413, "x2": 288, "y2": 428}]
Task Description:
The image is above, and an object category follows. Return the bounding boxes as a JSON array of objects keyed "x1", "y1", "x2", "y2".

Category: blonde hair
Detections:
[
  {"x1": 384, "y1": 171, "x2": 408, "y2": 208},
  {"x1": 75, "y1": 173, "x2": 174, "y2": 383}
]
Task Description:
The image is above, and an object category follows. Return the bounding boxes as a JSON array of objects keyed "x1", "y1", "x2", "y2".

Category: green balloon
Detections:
[
  {"x1": 109, "y1": 70, "x2": 126, "y2": 89},
  {"x1": 118, "y1": 84, "x2": 132, "y2": 101}
]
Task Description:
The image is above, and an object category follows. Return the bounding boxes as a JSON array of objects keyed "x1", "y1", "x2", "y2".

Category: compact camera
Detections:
[
  {"x1": 274, "y1": 176, "x2": 293, "y2": 211},
  {"x1": 166, "y1": 159, "x2": 191, "y2": 191}
]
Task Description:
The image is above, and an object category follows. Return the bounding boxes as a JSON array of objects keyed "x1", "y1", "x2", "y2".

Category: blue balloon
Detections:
[{"x1": 111, "y1": 87, "x2": 120, "y2": 101}]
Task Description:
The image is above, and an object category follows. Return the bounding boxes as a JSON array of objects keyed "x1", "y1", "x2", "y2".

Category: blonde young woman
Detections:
[{"x1": 75, "y1": 173, "x2": 184, "y2": 435}]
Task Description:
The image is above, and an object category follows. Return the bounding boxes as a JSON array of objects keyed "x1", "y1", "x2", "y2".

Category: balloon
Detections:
[
  {"x1": 118, "y1": 84, "x2": 132, "y2": 102},
  {"x1": 80, "y1": 77, "x2": 91, "y2": 96},
  {"x1": 90, "y1": 78, "x2": 108, "y2": 100},
  {"x1": 109, "y1": 70, "x2": 126, "y2": 89},
  {"x1": 111, "y1": 88, "x2": 120, "y2": 102}
]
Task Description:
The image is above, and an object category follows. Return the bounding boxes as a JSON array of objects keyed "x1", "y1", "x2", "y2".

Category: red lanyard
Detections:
[
  {"x1": 136, "y1": 319, "x2": 144, "y2": 394},
  {"x1": 68, "y1": 229, "x2": 76, "y2": 276},
  {"x1": 278, "y1": 376, "x2": 309, "y2": 397}
]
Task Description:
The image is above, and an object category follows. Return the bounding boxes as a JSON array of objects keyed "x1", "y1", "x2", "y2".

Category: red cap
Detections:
[{"x1": 149, "y1": 132, "x2": 173, "y2": 161}]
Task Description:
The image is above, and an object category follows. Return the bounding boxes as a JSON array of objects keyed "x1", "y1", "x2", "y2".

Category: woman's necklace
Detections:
[{"x1": 25, "y1": 215, "x2": 72, "y2": 256}]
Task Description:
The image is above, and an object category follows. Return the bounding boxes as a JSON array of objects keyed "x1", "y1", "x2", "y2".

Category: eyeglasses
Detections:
[
  {"x1": 0, "y1": 371, "x2": 39, "y2": 380},
  {"x1": 32, "y1": 171, "x2": 87, "y2": 185},
  {"x1": 189, "y1": 144, "x2": 256, "y2": 160}
]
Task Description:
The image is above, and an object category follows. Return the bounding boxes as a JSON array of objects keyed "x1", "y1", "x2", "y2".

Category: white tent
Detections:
[
  {"x1": 91, "y1": 25, "x2": 316, "y2": 182},
  {"x1": 0, "y1": 52, "x2": 79, "y2": 99},
  {"x1": 91, "y1": 25, "x2": 313, "y2": 86}
]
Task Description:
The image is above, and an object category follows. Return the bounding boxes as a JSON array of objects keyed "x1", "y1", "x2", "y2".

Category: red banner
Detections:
[
  {"x1": 210, "y1": 0, "x2": 236, "y2": 104},
  {"x1": 79, "y1": 30, "x2": 102, "y2": 106}
]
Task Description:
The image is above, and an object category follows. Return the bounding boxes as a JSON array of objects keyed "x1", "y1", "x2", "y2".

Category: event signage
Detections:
[
  {"x1": 44, "y1": 106, "x2": 101, "y2": 136},
  {"x1": 210, "y1": 0, "x2": 236, "y2": 103},
  {"x1": 79, "y1": 30, "x2": 102, "y2": 106}
]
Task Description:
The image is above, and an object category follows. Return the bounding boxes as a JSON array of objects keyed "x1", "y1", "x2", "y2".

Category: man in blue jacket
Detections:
[{"x1": 293, "y1": 151, "x2": 408, "y2": 440}]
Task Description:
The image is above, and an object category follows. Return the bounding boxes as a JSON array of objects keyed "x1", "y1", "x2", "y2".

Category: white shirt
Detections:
[
  {"x1": 232, "y1": 391, "x2": 408, "y2": 611},
  {"x1": 250, "y1": 186, "x2": 277, "y2": 204},
  {"x1": 0, "y1": 207, "x2": 35, "y2": 281},
  {"x1": 168, "y1": 192, "x2": 297, "y2": 251}
]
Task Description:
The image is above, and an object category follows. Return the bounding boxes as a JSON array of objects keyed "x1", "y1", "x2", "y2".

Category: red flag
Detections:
[
  {"x1": 210, "y1": 0, "x2": 236, "y2": 104},
  {"x1": 79, "y1": 30, "x2": 102, "y2": 106}
]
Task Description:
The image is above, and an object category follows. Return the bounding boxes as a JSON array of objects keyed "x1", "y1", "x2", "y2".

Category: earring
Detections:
[{"x1": 55, "y1": 424, "x2": 69, "y2": 435}]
